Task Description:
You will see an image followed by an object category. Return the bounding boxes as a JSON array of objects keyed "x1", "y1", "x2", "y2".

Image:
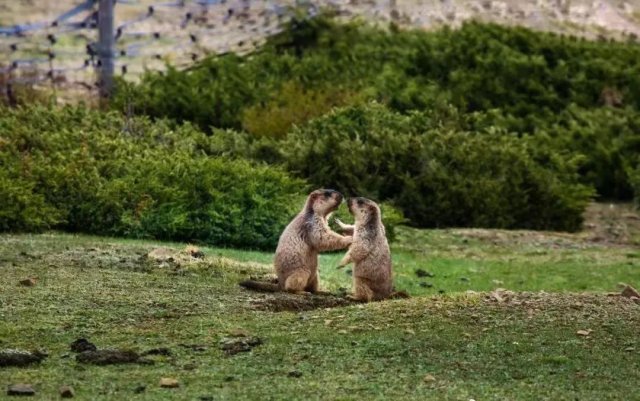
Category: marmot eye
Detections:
[
  {"x1": 357, "y1": 199, "x2": 364, "y2": 206},
  {"x1": 323, "y1": 191, "x2": 332, "y2": 198}
]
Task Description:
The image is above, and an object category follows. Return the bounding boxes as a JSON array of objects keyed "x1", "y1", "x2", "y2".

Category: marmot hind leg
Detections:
[
  {"x1": 351, "y1": 278, "x2": 375, "y2": 302},
  {"x1": 284, "y1": 270, "x2": 312, "y2": 294}
]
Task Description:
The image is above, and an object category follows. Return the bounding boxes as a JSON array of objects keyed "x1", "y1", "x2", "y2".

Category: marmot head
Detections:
[
  {"x1": 347, "y1": 197, "x2": 381, "y2": 225},
  {"x1": 306, "y1": 189, "x2": 344, "y2": 216}
]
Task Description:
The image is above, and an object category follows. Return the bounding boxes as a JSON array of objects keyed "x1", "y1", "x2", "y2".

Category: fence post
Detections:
[{"x1": 97, "y1": 0, "x2": 115, "y2": 103}]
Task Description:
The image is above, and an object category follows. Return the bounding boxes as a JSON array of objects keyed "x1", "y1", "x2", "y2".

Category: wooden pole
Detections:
[{"x1": 98, "y1": 0, "x2": 114, "y2": 103}]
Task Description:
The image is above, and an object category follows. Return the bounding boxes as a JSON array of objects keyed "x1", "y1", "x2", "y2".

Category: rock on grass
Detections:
[
  {"x1": 70, "y1": 339, "x2": 97, "y2": 353},
  {"x1": 621, "y1": 285, "x2": 640, "y2": 299},
  {"x1": 59, "y1": 385, "x2": 74, "y2": 398},
  {"x1": 220, "y1": 337, "x2": 263, "y2": 356},
  {"x1": 159, "y1": 378, "x2": 179, "y2": 388},
  {"x1": 414, "y1": 269, "x2": 434, "y2": 278},
  {"x1": 19, "y1": 278, "x2": 37, "y2": 287},
  {"x1": 7, "y1": 384, "x2": 36, "y2": 396},
  {"x1": 0, "y1": 349, "x2": 47, "y2": 367}
]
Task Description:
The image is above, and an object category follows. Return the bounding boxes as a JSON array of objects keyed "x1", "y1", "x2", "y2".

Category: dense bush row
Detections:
[
  {"x1": 210, "y1": 103, "x2": 593, "y2": 231},
  {"x1": 5, "y1": 17, "x2": 639, "y2": 243},
  {"x1": 113, "y1": 16, "x2": 640, "y2": 205},
  {"x1": 0, "y1": 106, "x2": 306, "y2": 249}
]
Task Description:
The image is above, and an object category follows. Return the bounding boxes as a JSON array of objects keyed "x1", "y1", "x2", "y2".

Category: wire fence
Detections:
[
  {"x1": 4, "y1": 0, "x2": 632, "y2": 104},
  {"x1": 1, "y1": 0, "x2": 394, "y2": 103}
]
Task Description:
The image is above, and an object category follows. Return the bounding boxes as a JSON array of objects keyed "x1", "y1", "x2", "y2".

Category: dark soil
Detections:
[
  {"x1": 250, "y1": 292, "x2": 356, "y2": 312},
  {"x1": 141, "y1": 347, "x2": 172, "y2": 357},
  {"x1": 69, "y1": 339, "x2": 97, "y2": 353},
  {"x1": 76, "y1": 350, "x2": 151, "y2": 365}
]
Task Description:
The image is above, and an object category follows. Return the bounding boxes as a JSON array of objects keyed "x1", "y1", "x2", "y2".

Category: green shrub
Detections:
[
  {"x1": 0, "y1": 105, "x2": 306, "y2": 249},
  {"x1": 112, "y1": 16, "x2": 640, "y2": 201},
  {"x1": 280, "y1": 103, "x2": 593, "y2": 231},
  {"x1": 0, "y1": 166, "x2": 61, "y2": 231},
  {"x1": 467, "y1": 105, "x2": 640, "y2": 200},
  {"x1": 630, "y1": 166, "x2": 640, "y2": 208},
  {"x1": 241, "y1": 81, "x2": 361, "y2": 139}
]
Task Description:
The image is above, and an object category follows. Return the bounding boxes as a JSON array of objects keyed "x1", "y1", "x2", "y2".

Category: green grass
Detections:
[{"x1": 1, "y1": 228, "x2": 639, "y2": 400}]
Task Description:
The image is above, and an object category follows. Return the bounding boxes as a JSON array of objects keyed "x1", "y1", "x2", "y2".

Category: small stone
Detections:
[
  {"x1": 576, "y1": 329, "x2": 592, "y2": 336},
  {"x1": 70, "y1": 339, "x2": 97, "y2": 353},
  {"x1": 415, "y1": 269, "x2": 434, "y2": 278},
  {"x1": 159, "y1": 378, "x2": 179, "y2": 388},
  {"x1": 19, "y1": 278, "x2": 36, "y2": 287},
  {"x1": 185, "y1": 245, "x2": 205, "y2": 259},
  {"x1": 59, "y1": 385, "x2": 74, "y2": 398},
  {"x1": 133, "y1": 385, "x2": 146, "y2": 394},
  {"x1": 621, "y1": 285, "x2": 640, "y2": 299},
  {"x1": 624, "y1": 347, "x2": 635, "y2": 352},
  {"x1": 288, "y1": 370, "x2": 303, "y2": 378},
  {"x1": 423, "y1": 374, "x2": 436, "y2": 382},
  {"x1": 7, "y1": 384, "x2": 36, "y2": 396}
]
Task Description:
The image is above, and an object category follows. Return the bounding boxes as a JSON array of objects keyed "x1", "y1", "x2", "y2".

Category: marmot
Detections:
[
  {"x1": 336, "y1": 197, "x2": 393, "y2": 302},
  {"x1": 240, "y1": 189, "x2": 352, "y2": 294}
]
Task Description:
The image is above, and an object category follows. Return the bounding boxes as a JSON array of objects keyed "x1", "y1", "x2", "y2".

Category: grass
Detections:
[{"x1": 1, "y1": 214, "x2": 639, "y2": 400}]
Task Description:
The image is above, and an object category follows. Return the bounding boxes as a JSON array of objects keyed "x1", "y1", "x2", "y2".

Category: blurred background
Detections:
[{"x1": 1, "y1": 0, "x2": 639, "y2": 248}]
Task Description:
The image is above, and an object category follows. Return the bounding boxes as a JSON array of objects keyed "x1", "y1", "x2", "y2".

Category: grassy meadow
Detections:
[
  {"x1": 1, "y1": 203, "x2": 639, "y2": 400},
  {"x1": 3, "y1": 11, "x2": 640, "y2": 401}
]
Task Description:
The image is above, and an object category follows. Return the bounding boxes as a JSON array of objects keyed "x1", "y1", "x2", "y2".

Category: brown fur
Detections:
[
  {"x1": 337, "y1": 197, "x2": 393, "y2": 302},
  {"x1": 240, "y1": 189, "x2": 352, "y2": 294}
]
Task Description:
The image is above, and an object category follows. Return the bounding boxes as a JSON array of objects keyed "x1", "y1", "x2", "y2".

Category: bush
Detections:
[
  {"x1": 0, "y1": 105, "x2": 306, "y2": 249},
  {"x1": 241, "y1": 80, "x2": 361, "y2": 139},
  {"x1": 112, "y1": 16, "x2": 640, "y2": 202},
  {"x1": 279, "y1": 103, "x2": 593, "y2": 231},
  {"x1": 467, "y1": 105, "x2": 640, "y2": 200},
  {"x1": 630, "y1": 166, "x2": 640, "y2": 208}
]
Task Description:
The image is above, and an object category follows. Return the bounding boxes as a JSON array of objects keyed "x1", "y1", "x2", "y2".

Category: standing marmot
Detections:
[
  {"x1": 240, "y1": 189, "x2": 352, "y2": 294},
  {"x1": 336, "y1": 197, "x2": 393, "y2": 301}
]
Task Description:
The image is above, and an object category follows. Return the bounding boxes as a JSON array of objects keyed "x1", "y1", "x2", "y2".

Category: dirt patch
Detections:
[
  {"x1": 582, "y1": 202, "x2": 640, "y2": 246},
  {"x1": 0, "y1": 349, "x2": 47, "y2": 367},
  {"x1": 46, "y1": 244, "x2": 271, "y2": 277},
  {"x1": 250, "y1": 293, "x2": 357, "y2": 312},
  {"x1": 141, "y1": 347, "x2": 172, "y2": 357},
  {"x1": 76, "y1": 349, "x2": 151, "y2": 365},
  {"x1": 452, "y1": 203, "x2": 640, "y2": 248},
  {"x1": 480, "y1": 289, "x2": 640, "y2": 309}
]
